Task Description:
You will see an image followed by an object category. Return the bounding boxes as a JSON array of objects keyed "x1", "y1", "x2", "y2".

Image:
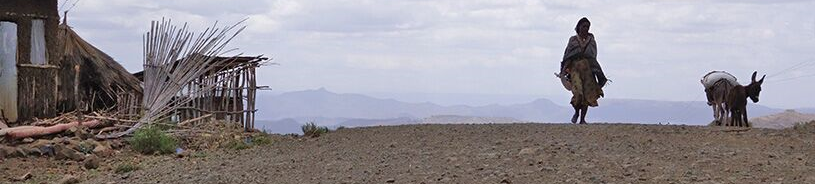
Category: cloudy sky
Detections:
[{"x1": 61, "y1": 0, "x2": 815, "y2": 108}]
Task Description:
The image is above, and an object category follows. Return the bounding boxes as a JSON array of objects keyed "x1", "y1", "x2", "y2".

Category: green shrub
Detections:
[
  {"x1": 130, "y1": 125, "x2": 178, "y2": 155},
  {"x1": 224, "y1": 139, "x2": 251, "y2": 150},
  {"x1": 222, "y1": 135, "x2": 273, "y2": 150},
  {"x1": 301, "y1": 122, "x2": 330, "y2": 137},
  {"x1": 115, "y1": 163, "x2": 141, "y2": 174},
  {"x1": 252, "y1": 134, "x2": 273, "y2": 146}
]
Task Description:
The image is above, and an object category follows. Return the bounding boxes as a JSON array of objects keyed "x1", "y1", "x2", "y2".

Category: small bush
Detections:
[
  {"x1": 130, "y1": 125, "x2": 178, "y2": 155},
  {"x1": 115, "y1": 163, "x2": 141, "y2": 174},
  {"x1": 221, "y1": 134, "x2": 273, "y2": 150},
  {"x1": 252, "y1": 135, "x2": 273, "y2": 146},
  {"x1": 793, "y1": 121, "x2": 815, "y2": 131},
  {"x1": 224, "y1": 139, "x2": 251, "y2": 150},
  {"x1": 301, "y1": 122, "x2": 330, "y2": 137}
]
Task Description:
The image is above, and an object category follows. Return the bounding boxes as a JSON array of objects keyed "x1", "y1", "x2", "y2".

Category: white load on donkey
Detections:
[{"x1": 701, "y1": 71, "x2": 739, "y2": 125}]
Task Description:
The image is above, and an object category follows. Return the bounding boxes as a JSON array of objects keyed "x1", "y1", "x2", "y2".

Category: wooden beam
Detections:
[
  {"x1": 83, "y1": 115, "x2": 139, "y2": 123},
  {"x1": 17, "y1": 64, "x2": 59, "y2": 69},
  {"x1": 178, "y1": 114, "x2": 213, "y2": 126}
]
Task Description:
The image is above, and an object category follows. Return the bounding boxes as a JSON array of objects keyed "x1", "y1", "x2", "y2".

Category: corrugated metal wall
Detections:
[{"x1": 0, "y1": 22, "x2": 19, "y2": 122}]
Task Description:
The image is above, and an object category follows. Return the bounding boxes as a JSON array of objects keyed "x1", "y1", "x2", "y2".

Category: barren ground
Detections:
[{"x1": 4, "y1": 123, "x2": 815, "y2": 183}]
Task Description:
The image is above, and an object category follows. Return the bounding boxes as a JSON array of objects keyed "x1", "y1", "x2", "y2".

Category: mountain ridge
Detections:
[{"x1": 256, "y1": 89, "x2": 809, "y2": 133}]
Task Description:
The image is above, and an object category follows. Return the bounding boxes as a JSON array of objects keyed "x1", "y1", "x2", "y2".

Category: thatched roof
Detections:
[{"x1": 59, "y1": 23, "x2": 142, "y2": 96}]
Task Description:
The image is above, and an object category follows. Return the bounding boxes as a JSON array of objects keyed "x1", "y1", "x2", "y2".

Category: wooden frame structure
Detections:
[
  {"x1": 134, "y1": 56, "x2": 267, "y2": 131},
  {"x1": 177, "y1": 56, "x2": 266, "y2": 131}
]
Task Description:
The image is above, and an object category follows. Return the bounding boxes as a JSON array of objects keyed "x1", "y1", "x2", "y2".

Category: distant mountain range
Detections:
[
  {"x1": 751, "y1": 110, "x2": 815, "y2": 129},
  {"x1": 255, "y1": 88, "x2": 814, "y2": 134}
]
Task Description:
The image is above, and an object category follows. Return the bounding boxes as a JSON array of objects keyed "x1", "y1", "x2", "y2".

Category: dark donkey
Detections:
[{"x1": 725, "y1": 71, "x2": 765, "y2": 127}]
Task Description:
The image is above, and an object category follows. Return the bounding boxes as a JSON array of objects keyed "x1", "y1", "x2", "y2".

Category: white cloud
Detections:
[{"x1": 60, "y1": 0, "x2": 815, "y2": 108}]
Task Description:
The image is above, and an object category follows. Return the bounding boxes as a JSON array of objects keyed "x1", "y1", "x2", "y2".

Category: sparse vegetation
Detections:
[
  {"x1": 130, "y1": 125, "x2": 178, "y2": 155},
  {"x1": 87, "y1": 169, "x2": 101, "y2": 178},
  {"x1": 793, "y1": 121, "x2": 815, "y2": 131},
  {"x1": 223, "y1": 134, "x2": 273, "y2": 150},
  {"x1": 152, "y1": 120, "x2": 178, "y2": 130},
  {"x1": 301, "y1": 122, "x2": 330, "y2": 137},
  {"x1": 77, "y1": 140, "x2": 96, "y2": 154},
  {"x1": 115, "y1": 163, "x2": 141, "y2": 174},
  {"x1": 191, "y1": 152, "x2": 208, "y2": 158},
  {"x1": 224, "y1": 139, "x2": 251, "y2": 150},
  {"x1": 252, "y1": 134, "x2": 273, "y2": 145}
]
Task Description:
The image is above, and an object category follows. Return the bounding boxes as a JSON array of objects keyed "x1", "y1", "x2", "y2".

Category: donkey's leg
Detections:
[
  {"x1": 727, "y1": 110, "x2": 740, "y2": 126},
  {"x1": 712, "y1": 104, "x2": 720, "y2": 124},
  {"x1": 733, "y1": 109, "x2": 740, "y2": 127},
  {"x1": 742, "y1": 108, "x2": 749, "y2": 127},
  {"x1": 733, "y1": 110, "x2": 740, "y2": 127},
  {"x1": 712, "y1": 102, "x2": 727, "y2": 125},
  {"x1": 720, "y1": 104, "x2": 728, "y2": 126}
]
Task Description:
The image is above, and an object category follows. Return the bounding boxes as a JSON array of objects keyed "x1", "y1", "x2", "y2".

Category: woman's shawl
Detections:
[
  {"x1": 559, "y1": 33, "x2": 606, "y2": 89},
  {"x1": 563, "y1": 34, "x2": 597, "y2": 61}
]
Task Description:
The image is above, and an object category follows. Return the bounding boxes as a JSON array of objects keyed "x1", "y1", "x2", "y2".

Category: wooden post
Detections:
[{"x1": 73, "y1": 64, "x2": 80, "y2": 110}]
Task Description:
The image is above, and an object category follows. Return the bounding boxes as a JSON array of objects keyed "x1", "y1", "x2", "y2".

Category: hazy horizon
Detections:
[
  {"x1": 260, "y1": 88, "x2": 814, "y2": 110},
  {"x1": 60, "y1": 0, "x2": 815, "y2": 109},
  {"x1": 253, "y1": 88, "x2": 809, "y2": 134}
]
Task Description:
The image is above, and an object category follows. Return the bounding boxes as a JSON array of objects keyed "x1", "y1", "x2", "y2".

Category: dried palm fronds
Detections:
[{"x1": 97, "y1": 19, "x2": 246, "y2": 139}]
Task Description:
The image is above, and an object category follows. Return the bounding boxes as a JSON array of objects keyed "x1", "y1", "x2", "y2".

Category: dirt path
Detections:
[{"x1": 82, "y1": 123, "x2": 815, "y2": 183}]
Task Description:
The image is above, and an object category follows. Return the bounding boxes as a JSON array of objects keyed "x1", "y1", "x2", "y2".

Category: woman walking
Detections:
[{"x1": 559, "y1": 17, "x2": 607, "y2": 124}]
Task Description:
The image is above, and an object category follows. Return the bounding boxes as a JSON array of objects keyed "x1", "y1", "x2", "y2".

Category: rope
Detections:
[
  {"x1": 768, "y1": 73, "x2": 815, "y2": 83},
  {"x1": 65, "y1": 0, "x2": 80, "y2": 14},
  {"x1": 58, "y1": 0, "x2": 70, "y2": 12},
  {"x1": 767, "y1": 59, "x2": 815, "y2": 78}
]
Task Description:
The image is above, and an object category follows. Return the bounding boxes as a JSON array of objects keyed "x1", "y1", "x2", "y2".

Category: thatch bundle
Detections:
[{"x1": 58, "y1": 23, "x2": 142, "y2": 110}]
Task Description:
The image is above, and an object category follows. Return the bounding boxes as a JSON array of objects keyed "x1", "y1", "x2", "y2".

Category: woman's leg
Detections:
[
  {"x1": 579, "y1": 105, "x2": 588, "y2": 124},
  {"x1": 571, "y1": 105, "x2": 580, "y2": 124}
]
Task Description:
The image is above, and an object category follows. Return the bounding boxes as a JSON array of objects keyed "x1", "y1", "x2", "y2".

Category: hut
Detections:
[
  {"x1": 134, "y1": 55, "x2": 267, "y2": 130},
  {"x1": 0, "y1": 0, "x2": 142, "y2": 123}
]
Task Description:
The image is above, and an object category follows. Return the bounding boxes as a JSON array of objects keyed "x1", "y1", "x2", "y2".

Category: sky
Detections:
[{"x1": 60, "y1": 0, "x2": 815, "y2": 109}]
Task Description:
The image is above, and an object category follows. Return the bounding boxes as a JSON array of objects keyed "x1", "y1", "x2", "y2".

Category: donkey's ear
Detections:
[
  {"x1": 759, "y1": 74, "x2": 766, "y2": 83},
  {"x1": 751, "y1": 71, "x2": 758, "y2": 82}
]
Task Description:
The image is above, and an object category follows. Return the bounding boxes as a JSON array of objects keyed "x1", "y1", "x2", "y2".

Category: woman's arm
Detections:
[
  {"x1": 563, "y1": 36, "x2": 583, "y2": 61},
  {"x1": 561, "y1": 36, "x2": 580, "y2": 72}
]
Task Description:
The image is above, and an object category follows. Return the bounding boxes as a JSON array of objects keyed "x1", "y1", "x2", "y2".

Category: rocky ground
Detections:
[{"x1": 4, "y1": 122, "x2": 815, "y2": 183}]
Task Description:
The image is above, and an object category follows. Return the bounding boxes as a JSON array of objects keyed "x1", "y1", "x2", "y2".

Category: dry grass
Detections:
[
  {"x1": 301, "y1": 122, "x2": 330, "y2": 138},
  {"x1": 115, "y1": 163, "x2": 141, "y2": 174}
]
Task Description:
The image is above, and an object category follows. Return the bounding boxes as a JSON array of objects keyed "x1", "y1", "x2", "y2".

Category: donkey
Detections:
[
  {"x1": 707, "y1": 80, "x2": 735, "y2": 125},
  {"x1": 701, "y1": 71, "x2": 738, "y2": 126},
  {"x1": 725, "y1": 71, "x2": 765, "y2": 127}
]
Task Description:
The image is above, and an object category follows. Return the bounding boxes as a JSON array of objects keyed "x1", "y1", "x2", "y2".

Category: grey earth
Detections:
[{"x1": 79, "y1": 123, "x2": 815, "y2": 183}]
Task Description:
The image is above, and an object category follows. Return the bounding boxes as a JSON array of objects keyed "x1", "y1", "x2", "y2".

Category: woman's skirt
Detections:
[{"x1": 569, "y1": 58, "x2": 603, "y2": 107}]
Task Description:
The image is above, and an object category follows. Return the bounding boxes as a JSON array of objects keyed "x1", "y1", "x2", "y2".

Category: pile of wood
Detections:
[
  {"x1": 1, "y1": 112, "x2": 116, "y2": 140},
  {"x1": 0, "y1": 112, "x2": 128, "y2": 160}
]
